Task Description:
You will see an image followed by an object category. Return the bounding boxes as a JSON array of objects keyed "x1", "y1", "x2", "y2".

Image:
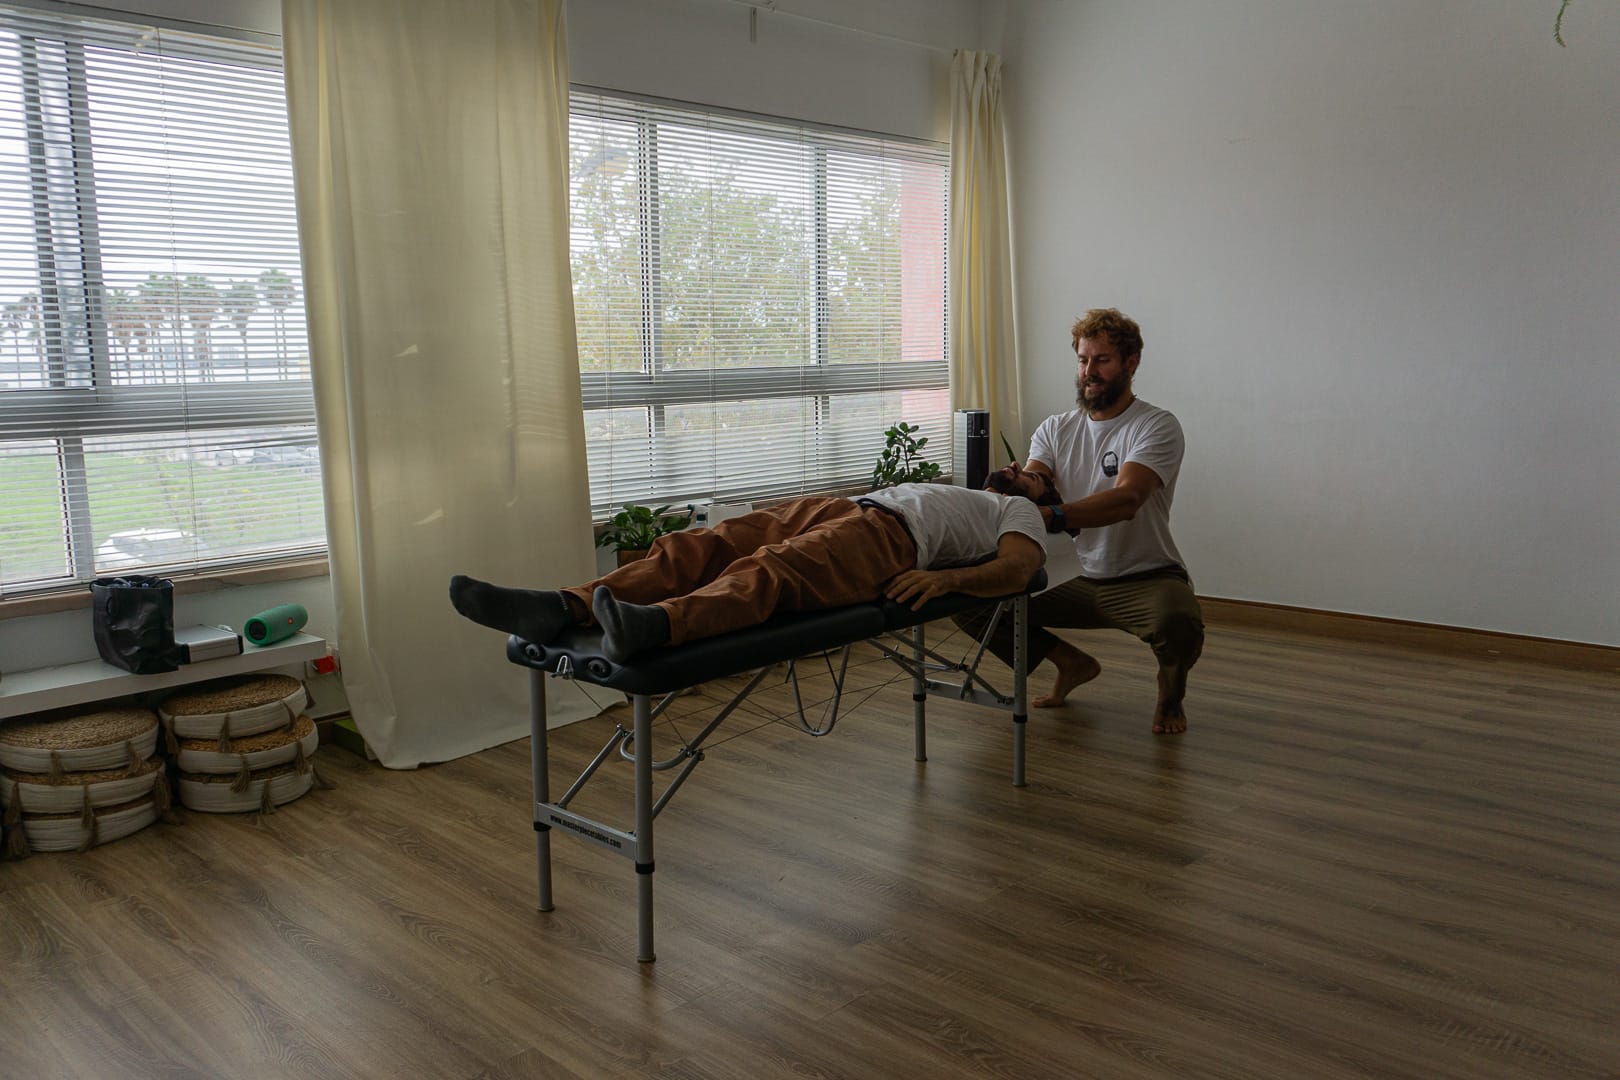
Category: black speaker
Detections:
[{"x1": 953, "y1": 409, "x2": 990, "y2": 490}]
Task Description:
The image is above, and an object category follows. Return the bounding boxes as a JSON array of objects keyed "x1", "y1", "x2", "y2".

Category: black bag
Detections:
[{"x1": 89, "y1": 575, "x2": 183, "y2": 674}]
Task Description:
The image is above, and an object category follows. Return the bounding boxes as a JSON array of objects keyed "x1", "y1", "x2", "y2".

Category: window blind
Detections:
[
  {"x1": 569, "y1": 89, "x2": 950, "y2": 515},
  {"x1": 0, "y1": 6, "x2": 320, "y2": 597}
]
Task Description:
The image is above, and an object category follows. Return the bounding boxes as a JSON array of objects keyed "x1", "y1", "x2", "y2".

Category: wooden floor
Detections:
[{"x1": 3, "y1": 619, "x2": 1617, "y2": 1079}]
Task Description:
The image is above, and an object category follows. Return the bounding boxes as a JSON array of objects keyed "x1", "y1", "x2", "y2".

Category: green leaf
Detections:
[
  {"x1": 597, "y1": 502, "x2": 696, "y2": 551},
  {"x1": 869, "y1": 417, "x2": 941, "y2": 488},
  {"x1": 1000, "y1": 432, "x2": 1018, "y2": 463}
]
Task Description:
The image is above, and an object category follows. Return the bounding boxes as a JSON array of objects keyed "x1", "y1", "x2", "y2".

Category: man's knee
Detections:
[{"x1": 1149, "y1": 605, "x2": 1204, "y2": 665}]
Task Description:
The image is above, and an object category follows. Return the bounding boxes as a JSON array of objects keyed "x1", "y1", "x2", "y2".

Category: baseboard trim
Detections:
[{"x1": 1198, "y1": 597, "x2": 1620, "y2": 674}]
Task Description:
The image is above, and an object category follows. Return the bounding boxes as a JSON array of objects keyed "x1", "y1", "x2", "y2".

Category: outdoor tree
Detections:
[
  {"x1": 2, "y1": 266, "x2": 305, "y2": 390},
  {"x1": 103, "y1": 287, "x2": 141, "y2": 381},
  {"x1": 223, "y1": 279, "x2": 258, "y2": 373},
  {"x1": 3, "y1": 293, "x2": 42, "y2": 384},
  {"x1": 138, "y1": 273, "x2": 181, "y2": 381},
  {"x1": 567, "y1": 115, "x2": 939, "y2": 501},
  {"x1": 258, "y1": 268, "x2": 296, "y2": 375},
  {"x1": 1, "y1": 294, "x2": 34, "y2": 383},
  {"x1": 180, "y1": 274, "x2": 220, "y2": 381}
]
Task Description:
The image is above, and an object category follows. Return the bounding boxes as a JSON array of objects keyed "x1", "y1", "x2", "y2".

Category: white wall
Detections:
[
  {"x1": 568, "y1": 0, "x2": 979, "y2": 142},
  {"x1": 58, "y1": 0, "x2": 278, "y2": 36},
  {"x1": 996, "y1": 1, "x2": 1619, "y2": 645}
]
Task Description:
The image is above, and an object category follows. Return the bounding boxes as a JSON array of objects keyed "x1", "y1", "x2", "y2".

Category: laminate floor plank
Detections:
[
  {"x1": 1046, "y1": 854, "x2": 1618, "y2": 1032},
  {"x1": 3, "y1": 619, "x2": 1616, "y2": 1078},
  {"x1": 839, "y1": 918, "x2": 1368, "y2": 1080},
  {"x1": 111, "y1": 840, "x2": 465, "y2": 1078},
  {"x1": 1, "y1": 885, "x2": 230, "y2": 1079},
  {"x1": 1030, "y1": 869, "x2": 1613, "y2": 1079}
]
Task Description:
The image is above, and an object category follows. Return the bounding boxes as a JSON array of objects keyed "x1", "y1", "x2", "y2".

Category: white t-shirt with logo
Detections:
[
  {"x1": 854, "y1": 484, "x2": 1047, "y2": 571},
  {"x1": 1029, "y1": 398, "x2": 1186, "y2": 579}
]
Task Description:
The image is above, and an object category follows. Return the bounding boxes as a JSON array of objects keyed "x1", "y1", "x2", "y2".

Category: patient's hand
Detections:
[{"x1": 885, "y1": 569, "x2": 956, "y2": 610}]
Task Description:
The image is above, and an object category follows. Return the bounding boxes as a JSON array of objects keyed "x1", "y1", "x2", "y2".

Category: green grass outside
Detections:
[{"x1": 1, "y1": 452, "x2": 326, "y2": 586}]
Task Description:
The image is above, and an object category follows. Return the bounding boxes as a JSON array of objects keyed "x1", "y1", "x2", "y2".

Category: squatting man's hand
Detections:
[{"x1": 885, "y1": 568, "x2": 954, "y2": 611}]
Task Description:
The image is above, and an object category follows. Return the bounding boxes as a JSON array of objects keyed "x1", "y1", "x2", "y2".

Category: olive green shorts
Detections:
[{"x1": 952, "y1": 565, "x2": 1204, "y2": 703}]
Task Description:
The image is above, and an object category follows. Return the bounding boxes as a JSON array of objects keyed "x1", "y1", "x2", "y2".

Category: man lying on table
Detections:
[{"x1": 450, "y1": 464, "x2": 1060, "y2": 664}]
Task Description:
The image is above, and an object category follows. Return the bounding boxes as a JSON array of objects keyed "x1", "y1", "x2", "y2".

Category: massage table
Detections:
[{"x1": 504, "y1": 570, "x2": 1046, "y2": 962}]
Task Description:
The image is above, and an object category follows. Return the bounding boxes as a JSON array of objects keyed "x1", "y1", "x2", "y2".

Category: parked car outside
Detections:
[{"x1": 95, "y1": 528, "x2": 216, "y2": 572}]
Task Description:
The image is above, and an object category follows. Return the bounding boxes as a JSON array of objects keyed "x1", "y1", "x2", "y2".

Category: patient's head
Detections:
[{"x1": 984, "y1": 462, "x2": 1062, "y2": 506}]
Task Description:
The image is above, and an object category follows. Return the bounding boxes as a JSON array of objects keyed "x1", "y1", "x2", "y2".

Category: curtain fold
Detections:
[
  {"x1": 281, "y1": 0, "x2": 599, "y2": 768},
  {"x1": 949, "y1": 51, "x2": 1023, "y2": 459}
]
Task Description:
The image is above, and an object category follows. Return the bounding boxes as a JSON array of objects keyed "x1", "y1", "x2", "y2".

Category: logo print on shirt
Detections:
[{"x1": 1102, "y1": 451, "x2": 1119, "y2": 478}]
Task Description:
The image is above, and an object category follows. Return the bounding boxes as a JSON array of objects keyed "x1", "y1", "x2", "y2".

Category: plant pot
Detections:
[{"x1": 616, "y1": 549, "x2": 650, "y2": 567}]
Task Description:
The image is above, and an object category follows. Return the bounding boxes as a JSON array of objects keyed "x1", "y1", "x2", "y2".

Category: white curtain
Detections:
[
  {"x1": 949, "y1": 51, "x2": 1023, "y2": 458},
  {"x1": 281, "y1": 0, "x2": 600, "y2": 767}
]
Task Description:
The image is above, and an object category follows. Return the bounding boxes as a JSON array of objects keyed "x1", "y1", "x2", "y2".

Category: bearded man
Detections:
[{"x1": 955, "y1": 307, "x2": 1204, "y2": 734}]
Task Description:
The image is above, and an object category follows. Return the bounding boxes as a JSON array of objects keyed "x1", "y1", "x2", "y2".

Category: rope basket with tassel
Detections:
[
  {"x1": 9, "y1": 793, "x2": 161, "y2": 854},
  {"x1": 0, "y1": 755, "x2": 165, "y2": 816},
  {"x1": 159, "y1": 674, "x2": 307, "y2": 743},
  {"x1": 178, "y1": 760, "x2": 314, "y2": 814},
  {"x1": 0, "y1": 707, "x2": 159, "y2": 774},
  {"x1": 173, "y1": 715, "x2": 318, "y2": 775}
]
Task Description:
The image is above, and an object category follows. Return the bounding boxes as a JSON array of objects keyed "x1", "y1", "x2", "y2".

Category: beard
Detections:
[{"x1": 1076, "y1": 371, "x2": 1130, "y2": 413}]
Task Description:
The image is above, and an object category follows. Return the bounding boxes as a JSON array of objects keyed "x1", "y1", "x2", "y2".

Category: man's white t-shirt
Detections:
[
  {"x1": 1029, "y1": 398, "x2": 1186, "y2": 579},
  {"x1": 854, "y1": 485, "x2": 1047, "y2": 570}
]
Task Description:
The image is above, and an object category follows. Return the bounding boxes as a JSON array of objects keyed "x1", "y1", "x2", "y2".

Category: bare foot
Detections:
[
  {"x1": 1152, "y1": 702, "x2": 1187, "y2": 735},
  {"x1": 1152, "y1": 667, "x2": 1188, "y2": 734},
  {"x1": 1032, "y1": 641, "x2": 1102, "y2": 708}
]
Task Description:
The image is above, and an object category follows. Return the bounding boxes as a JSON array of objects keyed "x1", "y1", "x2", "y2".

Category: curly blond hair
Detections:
[{"x1": 1070, "y1": 308, "x2": 1143, "y2": 360}]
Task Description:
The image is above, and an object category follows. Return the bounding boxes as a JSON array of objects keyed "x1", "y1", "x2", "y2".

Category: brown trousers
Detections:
[
  {"x1": 563, "y1": 497, "x2": 916, "y2": 646},
  {"x1": 952, "y1": 567, "x2": 1204, "y2": 707}
]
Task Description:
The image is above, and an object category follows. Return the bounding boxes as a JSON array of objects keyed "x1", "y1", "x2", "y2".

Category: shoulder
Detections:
[
  {"x1": 1036, "y1": 409, "x2": 1082, "y2": 434},
  {"x1": 1030, "y1": 410, "x2": 1081, "y2": 460},
  {"x1": 994, "y1": 494, "x2": 1045, "y2": 530},
  {"x1": 1126, "y1": 399, "x2": 1183, "y2": 439}
]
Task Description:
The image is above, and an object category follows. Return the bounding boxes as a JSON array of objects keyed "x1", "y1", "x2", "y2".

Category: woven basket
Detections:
[
  {"x1": 1, "y1": 756, "x2": 164, "y2": 815},
  {"x1": 15, "y1": 794, "x2": 160, "y2": 853},
  {"x1": 0, "y1": 707, "x2": 160, "y2": 775},
  {"x1": 159, "y1": 674, "x2": 307, "y2": 742},
  {"x1": 174, "y1": 714, "x2": 317, "y2": 775},
  {"x1": 178, "y1": 761, "x2": 314, "y2": 814}
]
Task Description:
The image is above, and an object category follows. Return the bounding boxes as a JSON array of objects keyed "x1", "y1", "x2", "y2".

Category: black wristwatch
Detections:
[{"x1": 1046, "y1": 506, "x2": 1067, "y2": 534}]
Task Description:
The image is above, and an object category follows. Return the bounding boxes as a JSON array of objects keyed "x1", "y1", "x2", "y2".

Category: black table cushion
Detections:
[{"x1": 505, "y1": 569, "x2": 1046, "y2": 697}]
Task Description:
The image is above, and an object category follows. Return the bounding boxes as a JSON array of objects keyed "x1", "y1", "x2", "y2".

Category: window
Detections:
[
  {"x1": 569, "y1": 90, "x2": 949, "y2": 514},
  {"x1": 0, "y1": 6, "x2": 320, "y2": 598}
]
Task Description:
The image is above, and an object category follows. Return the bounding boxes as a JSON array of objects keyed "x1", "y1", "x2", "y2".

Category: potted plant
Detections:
[
  {"x1": 871, "y1": 421, "x2": 942, "y2": 488},
  {"x1": 596, "y1": 504, "x2": 692, "y2": 565}
]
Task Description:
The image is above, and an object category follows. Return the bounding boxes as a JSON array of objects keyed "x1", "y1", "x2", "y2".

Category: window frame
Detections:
[
  {"x1": 570, "y1": 87, "x2": 950, "y2": 515},
  {"x1": 0, "y1": 10, "x2": 320, "y2": 597}
]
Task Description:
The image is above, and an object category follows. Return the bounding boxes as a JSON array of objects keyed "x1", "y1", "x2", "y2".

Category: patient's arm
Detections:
[{"x1": 884, "y1": 532, "x2": 1046, "y2": 611}]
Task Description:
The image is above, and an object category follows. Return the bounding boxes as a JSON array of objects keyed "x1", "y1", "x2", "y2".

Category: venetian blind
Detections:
[
  {"x1": 0, "y1": 5, "x2": 320, "y2": 596},
  {"x1": 569, "y1": 89, "x2": 950, "y2": 516}
]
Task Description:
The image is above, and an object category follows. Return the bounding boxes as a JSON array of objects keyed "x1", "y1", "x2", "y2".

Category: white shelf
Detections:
[{"x1": 0, "y1": 633, "x2": 328, "y2": 720}]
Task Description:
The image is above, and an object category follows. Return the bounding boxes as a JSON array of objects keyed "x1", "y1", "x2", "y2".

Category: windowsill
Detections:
[{"x1": 0, "y1": 556, "x2": 330, "y2": 622}]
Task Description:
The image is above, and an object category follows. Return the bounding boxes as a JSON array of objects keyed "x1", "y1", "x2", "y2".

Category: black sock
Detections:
[
  {"x1": 592, "y1": 585, "x2": 671, "y2": 663},
  {"x1": 449, "y1": 575, "x2": 577, "y2": 644}
]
